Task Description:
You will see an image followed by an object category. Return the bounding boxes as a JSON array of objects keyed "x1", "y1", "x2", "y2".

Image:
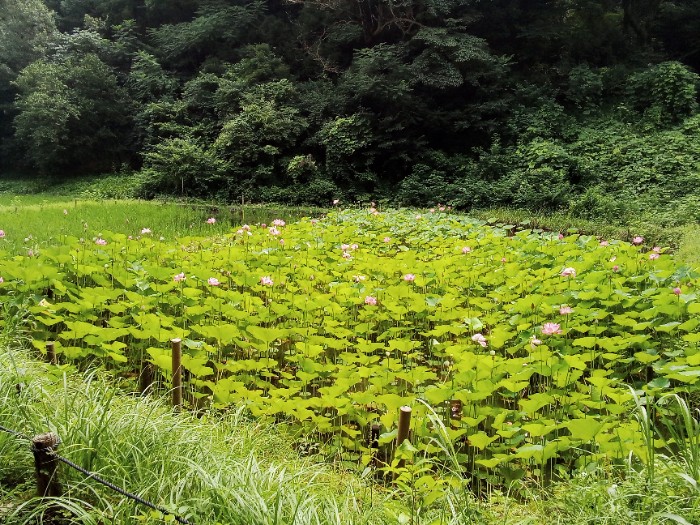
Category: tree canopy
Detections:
[{"x1": 1, "y1": 0, "x2": 699, "y2": 212}]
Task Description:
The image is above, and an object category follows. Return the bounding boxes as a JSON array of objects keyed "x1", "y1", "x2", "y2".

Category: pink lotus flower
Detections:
[
  {"x1": 415, "y1": 215, "x2": 422, "y2": 220},
  {"x1": 206, "y1": 217, "x2": 216, "y2": 224},
  {"x1": 0, "y1": 277, "x2": 4, "y2": 283},
  {"x1": 471, "y1": 333, "x2": 487, "y2": 348},
  {"x1": 242, "y1": 224, "x2": 251, "y2": 231},
  {"x1": 261, "y1": 223, "x2": 267, "y2": 228},
  {"x1": 364, "y1": 296, "x2": 377, "y2": 305},
  {"x1": 279, "y1": 239, "x2": 285, "y2": 245},
  {"x1": 632, "y1": 236, "x2": 644, "y2": 245},
  {"x1": 558, "y1": 233, "x2": 564, "y2": 240},
  {"x1": 341, "y1": 244, "x2": 350, "y2": 251},
  {"x1": 541, "y1": 323, "x2": 562, "y2": 335},
  {"x1": 653, "y1": 246, "x2": 661, "y2": 253},
  {"x1": 561, "y1": 267, "x2": 576, "y2": 278},
  {"x1": 462, "y1": 246, "x2": 471, "y2": 254},
  {"x1": 272, "y1": 219, "x2": 285, "y2": 227},
  {"x1": 600, "y1": 240, "x2": 609, "y2": 246},
  {"x1": 430, "y1": 208, "x2": 435, "y2": 213},
  {"x1": 613, "y1": 265, "x2": 620, "y2": 272},
  {"x1": 342, "y1": 251, "x2": 352, "y2": 259},
  {"x1": 141, "y1": 228, "x2": 151, "y2": 234},
  {"x1": 333, "y1": 199, "x2": 339, "y2": 205},
  {"x1": 530, "y1": 336, "x2": 542, "y2": 348},
  {"x1": 350, "y1": 243, "x2": 358, "y2": 250},
  {"x1": 501, "y1": 257, "x2": 507, "y2": 263},
  {"x1": 260, "y1": 276, "x2": 273, "y2": 286},
  {"x1": 649, "y1": 253, "x2": 660, "y2": 260},
  {"x1": 95, "y1": 238, "x2": 107, "y2": 246},
  {"x1": 269, "y1": 227, "x2": 280, "y2": 236},
  {"x1": 0, "y1": 230, "x2": 5, "y2": 238},
  {"x1": 208, "y1": 277, "x2": 220, "y2": 286},
  {"x1": 403, "y1": 273, "x2": 416, "y2": 282},
  {"x1": 353, "y1": 275, "x2": 366, "y2": 282},
  {"x1": 174, "y1": 272, "x2": 186, "y2": 283},
  {"x1": 311, "y1": 219, "x2": 318, "y2": 225},
  {"x1": 439, "y1": 206, "x2": 446, "y2": 212},
  {"x1": 236, "y1": 229, "x2": 244, "y2": 235},
  {"x1": 559, "y1": 305, "x2": 573, "y2": 315},
  {"x1": 673, "y1": 287, "x2": 682, "y2": 296},
  {"x1": 383, "y1": 237, "x2": 391, "y2": 243}
]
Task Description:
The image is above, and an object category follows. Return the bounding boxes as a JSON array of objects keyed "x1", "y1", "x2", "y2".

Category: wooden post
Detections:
[
  {"x1": 370, "y1": 423, "x2": 380, "y2": 467},
  {"x1": 139, "y1": 360, "x2": 155, "y2": 394},
  {"x1": 171, "y1": 338, "x2": 183, "y2": 409},
  {"x1": 395, "y1": 405, "x2": 412, "y2": 469},
  {"x1": 46, "y1": 341, "x2": 57, "y2": 365},
  {"x1": 32, "y1": 432, "x2": 62, "y2": 497},
  {"x1": 449, "y1": 400, "x2": 463, "y2": 429}
]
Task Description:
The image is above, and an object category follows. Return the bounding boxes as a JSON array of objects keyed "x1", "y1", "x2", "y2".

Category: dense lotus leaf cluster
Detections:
[{"x1": 2, "y1": 208, "x2": 699, "y2": 487}]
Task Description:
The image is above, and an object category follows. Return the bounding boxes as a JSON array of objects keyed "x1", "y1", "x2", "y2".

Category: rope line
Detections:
[
  {"x1": 0, "y1": 423, "x2": 30, "y2": 441},
  {"x1": 0, "y1": 424, "x2": 193, "y2": 525},
  {"x1": 54, "y1": 454, "x2": 193, "y2": 525}
]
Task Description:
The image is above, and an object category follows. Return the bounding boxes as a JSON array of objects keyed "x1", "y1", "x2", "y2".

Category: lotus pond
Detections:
[{"x1": 2, "y1": 206, "x2": 699, "y2": 492}]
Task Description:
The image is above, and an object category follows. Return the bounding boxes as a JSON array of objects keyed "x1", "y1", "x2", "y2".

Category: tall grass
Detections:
[
  {"x1": 0, "y1": 198, "x2": 324, "y2": 255},
  {"x1": 0, "y1": 346, "x2": 389, "y2": 524}
]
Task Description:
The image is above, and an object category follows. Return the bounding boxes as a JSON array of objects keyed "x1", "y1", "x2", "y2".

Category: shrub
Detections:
[{"x1": 627, "y1": 61, "x2": 699, "y2": 124}]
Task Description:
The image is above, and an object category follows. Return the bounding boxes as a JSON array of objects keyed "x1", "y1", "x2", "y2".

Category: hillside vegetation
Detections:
[{"x1": 1, "y1": 0, "x2": 700, "y2": 223}]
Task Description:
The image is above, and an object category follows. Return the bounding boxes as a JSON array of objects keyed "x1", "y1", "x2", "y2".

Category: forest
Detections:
[{"x1": 1, "y1": 0, "x2": 700, "y2": 217}]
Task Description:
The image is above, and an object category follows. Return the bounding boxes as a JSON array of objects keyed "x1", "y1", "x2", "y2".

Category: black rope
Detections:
[
  {"x1": 0, "y1": 424, "x2": 193, "y2": 525},
  {"x1": 0, "y1": 423, "x2": 31, "y2": 441},
  {"x1": 54, "y1": 454, "x2": 193, "y2": 525}
]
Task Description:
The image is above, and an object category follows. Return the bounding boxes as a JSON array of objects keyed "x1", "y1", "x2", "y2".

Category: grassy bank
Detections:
[{"x1": 0, "y1": 345, "x2": 395, "y2": 524}]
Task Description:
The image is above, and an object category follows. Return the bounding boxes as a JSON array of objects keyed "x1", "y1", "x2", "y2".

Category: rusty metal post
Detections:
[
  {"x1": 171, "y1": 338, "x2": 183, "y2": 409},
  {"x1": 32, "y1": 432, "x2": 62, "y2": 497}
]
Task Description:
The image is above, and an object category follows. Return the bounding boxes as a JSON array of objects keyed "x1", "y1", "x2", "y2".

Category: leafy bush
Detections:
[
  {"x1": 497, "y1": 139, "x2": 577, "y2": 210},
  {"x1": 141, "y1": 137, "x2": 226, "y2": 197},
  {"x1": 627, "y1": 61, "x2": 699, "y2": 125},
  {"x1": 568, "y1": 186, "x2": 633, "y2": 223}
]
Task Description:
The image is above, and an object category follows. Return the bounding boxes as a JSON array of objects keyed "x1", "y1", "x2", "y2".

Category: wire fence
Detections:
[{"x1": 0, "y1": 424, "x2": 193, "y2": 525}]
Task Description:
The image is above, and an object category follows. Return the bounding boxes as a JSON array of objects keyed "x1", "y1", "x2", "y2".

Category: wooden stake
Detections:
[
  {"x1": 395, "y1": 405, "x2": 412, "y2": 469},
  {"x1": 32, "y1": 432, "x2": 62, "y2": 497},
  {"x1": 46, "y1": 341, "x2": 57, "y2": 365},
  {"x1": 171, "y1": 338, "x2": 183, "y2": 409},
  {"x1": 139, "y1": 360, "x2": 155, "y2": 394},
  {"x1": 449, "y1": 400, "x2": 463, "y2": 429}
]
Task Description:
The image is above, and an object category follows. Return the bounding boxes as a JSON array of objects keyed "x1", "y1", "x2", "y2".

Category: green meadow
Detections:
[{"x1": 1, "y1": 198, "x2": 699, "y2": 524}]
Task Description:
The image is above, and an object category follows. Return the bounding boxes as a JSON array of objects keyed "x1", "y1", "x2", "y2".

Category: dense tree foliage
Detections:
[{"x1": 1, "y1": 0, "x2": 699, "y2": 213}]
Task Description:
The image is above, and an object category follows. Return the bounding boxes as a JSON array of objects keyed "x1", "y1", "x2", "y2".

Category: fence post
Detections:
[
  {"x1": 171, "y1": 338, "x2": 183, "y2": 409},
  {"x1": 46, "y1": 341, "x2": 57, "y2": 365},
  {"x1": 139, "y1": 360, "x2": 155, "y2": 394},
  {"x1": 32, "y1": 432, "x2": 62, "y2": 497},
  {"x1": 395, "y1": 405, "x2": 412, "y2": 470},
  {"x1": 449, "y1": 400, "x2": 462, "y2": 429}
]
